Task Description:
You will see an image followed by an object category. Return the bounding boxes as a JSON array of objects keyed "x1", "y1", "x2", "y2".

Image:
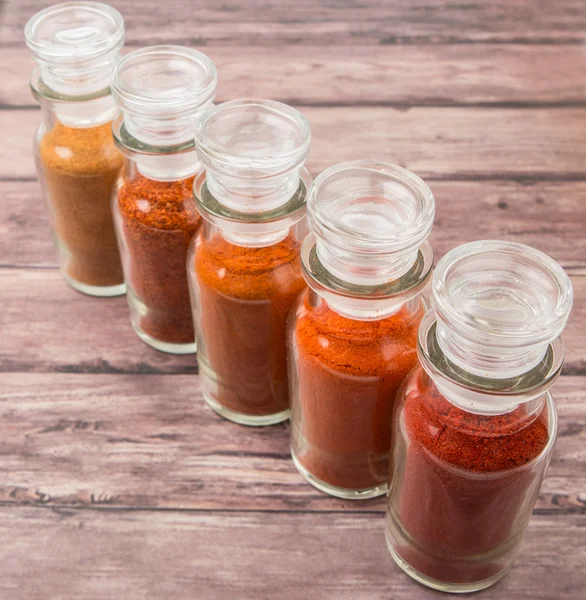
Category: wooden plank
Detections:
[
  {"x1": 0, "y1": 269, "x2": 584, "y2": 375},
  {"x1": 3, "y1": 107, "x2": 586, "y2": 180},
  {"x1": 4, "y1": 45, "x2": 586, "y2": 107},
  {"x1": 0, "y1": 507, "x2": 583, "y2": 600},
  {"x1": 3, "y1": 0, "x2": 586, "y2": 45},
  {"x1": 0, "y1": 268, "x2": 584, "y2": 375},
  {"x1": 4, "y1": 181, "x2": 586, "y2": 270},
  {"x1": 0, "y1": 269, "x2": 196, "y2": 374},
  {"x1": 0, "y1": 374, "x2": 582, "y2": 512}
]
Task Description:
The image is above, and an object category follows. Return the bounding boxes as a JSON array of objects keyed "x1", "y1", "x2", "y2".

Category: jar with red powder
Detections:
[
  {"x1": 288, "y1": 162, "x2": 435, "y2": 499},
  {"x1": 111, "y1": 46, "x2": 216, "y2": 353},
  {"x1": 385, "y1": 241, "x2": 573, "y2": 593},
  {"x1": 188, "y1": 99, "x2": 311, "y2": 425}
]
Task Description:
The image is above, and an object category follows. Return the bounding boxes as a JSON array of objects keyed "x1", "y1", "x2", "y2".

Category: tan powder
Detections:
[{"x1": 38, "y1": 121, "x2": 123, "y2": 287}]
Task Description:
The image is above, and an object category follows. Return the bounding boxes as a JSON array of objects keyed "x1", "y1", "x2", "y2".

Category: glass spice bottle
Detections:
[
  {"x1": 288, "y1": 162, "x2": 435, "y2": 499},
  {"x1": 25, "y1": 2, "x2": 125, "y2": 296},
  {"x1": 111, "y1": 46, "x2": 217, "y2": 354},
  {"x1": 188, "y1": 99, "x2": 311, "y2": 426},
  {"x1": 385, "y1": 241, "x2": 573, "y2": 593}
]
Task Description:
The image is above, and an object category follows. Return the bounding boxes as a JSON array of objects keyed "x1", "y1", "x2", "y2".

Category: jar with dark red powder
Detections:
[
  {"x1": 111, "y1": 46, "x2": 217, "y2": 353},
  {"x1": 385, "y1": 241, "x2": 573, "y2": 593}
]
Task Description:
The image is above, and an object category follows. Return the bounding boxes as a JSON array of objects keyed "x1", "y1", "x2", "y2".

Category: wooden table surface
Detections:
[{"x1": 1, "y1": 1, "x2": 585, "y2": 598}]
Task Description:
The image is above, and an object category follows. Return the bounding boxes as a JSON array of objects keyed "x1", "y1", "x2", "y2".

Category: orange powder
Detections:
[
  {"x1": 193, "y1": 231, "x2": 306, "y2": 418},
  {"x1": 291, "y1": 292, "x2": 424, "y2": 490},
  {"x1": 38, "y1": 121, "x2": 123, "y2": 287}
]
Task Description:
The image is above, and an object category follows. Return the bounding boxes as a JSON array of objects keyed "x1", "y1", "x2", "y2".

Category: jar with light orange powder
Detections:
[
  {"x1": 188, "y1": 100, "x2": 311, "y2": 426},
  {"x1": 288, "y1": 162, "x2": 435, "y2": 499},
  {"x1": 26, "y1": 2, "x2": 125, "y2": 296}
]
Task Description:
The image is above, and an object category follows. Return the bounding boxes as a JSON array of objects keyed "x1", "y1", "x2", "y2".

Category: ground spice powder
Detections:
[
  {"x1": 194, "y1": 232, "x2": 305, "y2": 418},
  {"x1": 38, "y1": 121, "x2": 123, "y2": 288},
  {"x1": 389, "y1": 367, "x2": 549, "y2": 584},
  {"x1": 292, "y1": 294, "x2": 423, "y2": 490},
  {"x1": 117, "y1": 173, "x2": 201, "y2": 345}
]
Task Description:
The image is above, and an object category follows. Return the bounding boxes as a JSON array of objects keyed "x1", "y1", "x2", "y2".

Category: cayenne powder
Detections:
[
  {"x1": 193, "y1": 230, "x2": 305, "y2": 418},
  {"x1": 116, "y1": 173, "x2": 201, "y2": 346},
  {"x1": 387, "y1": 367, "x2": 550, "y2": 585},
  {"x1": 291, "y1": 293, "x2": 423, "y2": 491},
  {"x1": 38, "y1": 121, "x2": 124, "y2": 289}
]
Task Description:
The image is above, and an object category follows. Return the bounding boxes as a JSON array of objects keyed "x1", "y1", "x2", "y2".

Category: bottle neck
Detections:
[
  {"x1": 36, "y1": 50, "x2": 120, "y2": 98},
  {"x1": 124, "y1": 106, "x2": 209, "y2": 149},
  {"x1": 419, "y1": 367, "x2": 549, "y2": 433},
  {"x1": 301, "y1": 235, "x2": 433, "y2": 321},
  {"x1": 315, "y1": 240, "x2": 419, "y2": 287},
  {"x1": 203, "y1": 220, "x2": 292, "y2": 248},
  {"x1": 194, "y1": 169, "x2": 309, "y2": 249},
  {"x1": 205, "y1": 170, "x2": 301, "y2": 214},
  {"x1": 114, "y1": 115, "x2": 206, "y2": 181},
  {"x1": 418, "y1": 313, "x2": 563, "y2": 415},
  {"x1": 132, "y1": 150, "x2": 202, "y2": 182},
  {"x1": 40, "y1": 94, "x2": 116, "y2": 128},
  {"x1": 435, "y1": 320, "x2": 550, "y2": 380},
  {"x1": 324, "y1": 293, "x2": 422, "y2": 321}
]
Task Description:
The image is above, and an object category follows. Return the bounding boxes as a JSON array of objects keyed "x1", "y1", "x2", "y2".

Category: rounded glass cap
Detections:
[
  {"x1": 195, "y1": 99, "x2": 311, "y2": 178},
  {"x1": 307, "y1": 161, "x2": 435, "y2": 286},
  {"x1": 111, "y1": 46, "x2": 216, "y2": 148},
  {"x1": 195, "y1": 99, "x2": 311, "y2": 214},
  {"x1": 432, "y1": 240, "x2": 573, "y2": 379},
  {"x1": 25, "y1": 1, "x2": 123, "y2": 62},
  {"x1": 25, "y1": 2, "x2": 124, "y2": 97}
]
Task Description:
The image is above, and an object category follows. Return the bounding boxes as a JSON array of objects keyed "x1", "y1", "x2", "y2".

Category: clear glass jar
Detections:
[
  {"x1": 26, "y1": 2, "x2": 125, "y2": 296},
  {"x1": 385, "y1": 241, "x2": 573, "y2": 593},
  {"x1": 288, "y1": 162, "x2": 435, "y2": 499},
  {"x1": 111, "y1": 46, "x2": 217, "y2": 354},
  {"x1": 188, "y1": 99, "x2": 311, "y2": 426}
]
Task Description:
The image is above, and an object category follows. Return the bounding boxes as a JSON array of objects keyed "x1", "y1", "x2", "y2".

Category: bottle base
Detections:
[
  {"x1": 385, "y1": 533, "x2": 510, "y2": 594},
  {"x1": 203, "y1": 392, "x2": 289, "y2": 426},
  {"x1": 64, "y1": 274, "x2": 126, "y2": 298},
  {"x1": 133, "y1": 323, "x2": 197, "y2": 355},
  {"x1": 291, "y1": 449, "x2": 388, "y2": 500}
]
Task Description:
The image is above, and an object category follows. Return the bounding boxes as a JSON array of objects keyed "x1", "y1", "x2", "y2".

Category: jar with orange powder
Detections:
[
  {"x1": 288, "y1": 162, "x2": 435, "y2": 499},
  {"x1": 26, "y1": 2, "x2": 125, "y2": 296},
  {"x1": 188, "y1": 99, "x2": 311, "y2": 426},
  {"x1": 111, "y1": 46, "x2": 217, "y2": 354}
]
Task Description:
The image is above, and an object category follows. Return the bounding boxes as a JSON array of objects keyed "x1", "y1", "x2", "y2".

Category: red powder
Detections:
[
  {"x1": 387, "y1": 367, "x2": 550, "y2": 585},
  {"x1": 291, "y1": 292, "x2": 423, "y2": 491}
]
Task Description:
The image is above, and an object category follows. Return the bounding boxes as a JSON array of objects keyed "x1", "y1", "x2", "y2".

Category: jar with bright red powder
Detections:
[{"x1": 386, "y1": 241, "x2": 573, "y2": 593}]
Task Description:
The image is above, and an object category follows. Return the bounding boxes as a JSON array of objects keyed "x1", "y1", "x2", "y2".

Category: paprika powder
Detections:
[
  {"x1": 26, "y1": 2, "x2": 125, "y2": 296},
  {"x1": 193, "y1": 229, "x2": 305, "y2": 421},
  {"x1": 189, "y1": 99, "x2": 311, "y2": 425},
  {"x1": 115, "y1": 171, "x2": 201, "y2": 349},
  {"x1": 111, "y1": 45, "x2": 217, "y2": 353},
  {"x1": 289, "y1": 162, "x2": 435, "y2": 499},
  {"x1": 385, "y1": 241, "x2": 573, "y2": 593}
]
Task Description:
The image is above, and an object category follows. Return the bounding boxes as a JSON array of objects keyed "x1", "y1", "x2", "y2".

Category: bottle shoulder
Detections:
[
  {"x1": 117, "y1": 173, "x2": 201, "y2": 232},
  {"x1": 399, "y1": 368, "x2": 551, "y2": 472},
  {"x1": 194, "y1": 232, "x2": 305, "y2": 300},
  {"x1": 38, "y1": 121, "x2": 122, "y2": 176},
  {"x1": 293, "y1": 294, "x2": 422, "y2": 377}
]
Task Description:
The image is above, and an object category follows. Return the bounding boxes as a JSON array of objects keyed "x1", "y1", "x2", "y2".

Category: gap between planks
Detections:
[
  {"x1": 0, "y1": 375, "x2": 582, "y2": 513},
  {"x1": 0, "y1": 501, "x2": 583, "y2": 517}
]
